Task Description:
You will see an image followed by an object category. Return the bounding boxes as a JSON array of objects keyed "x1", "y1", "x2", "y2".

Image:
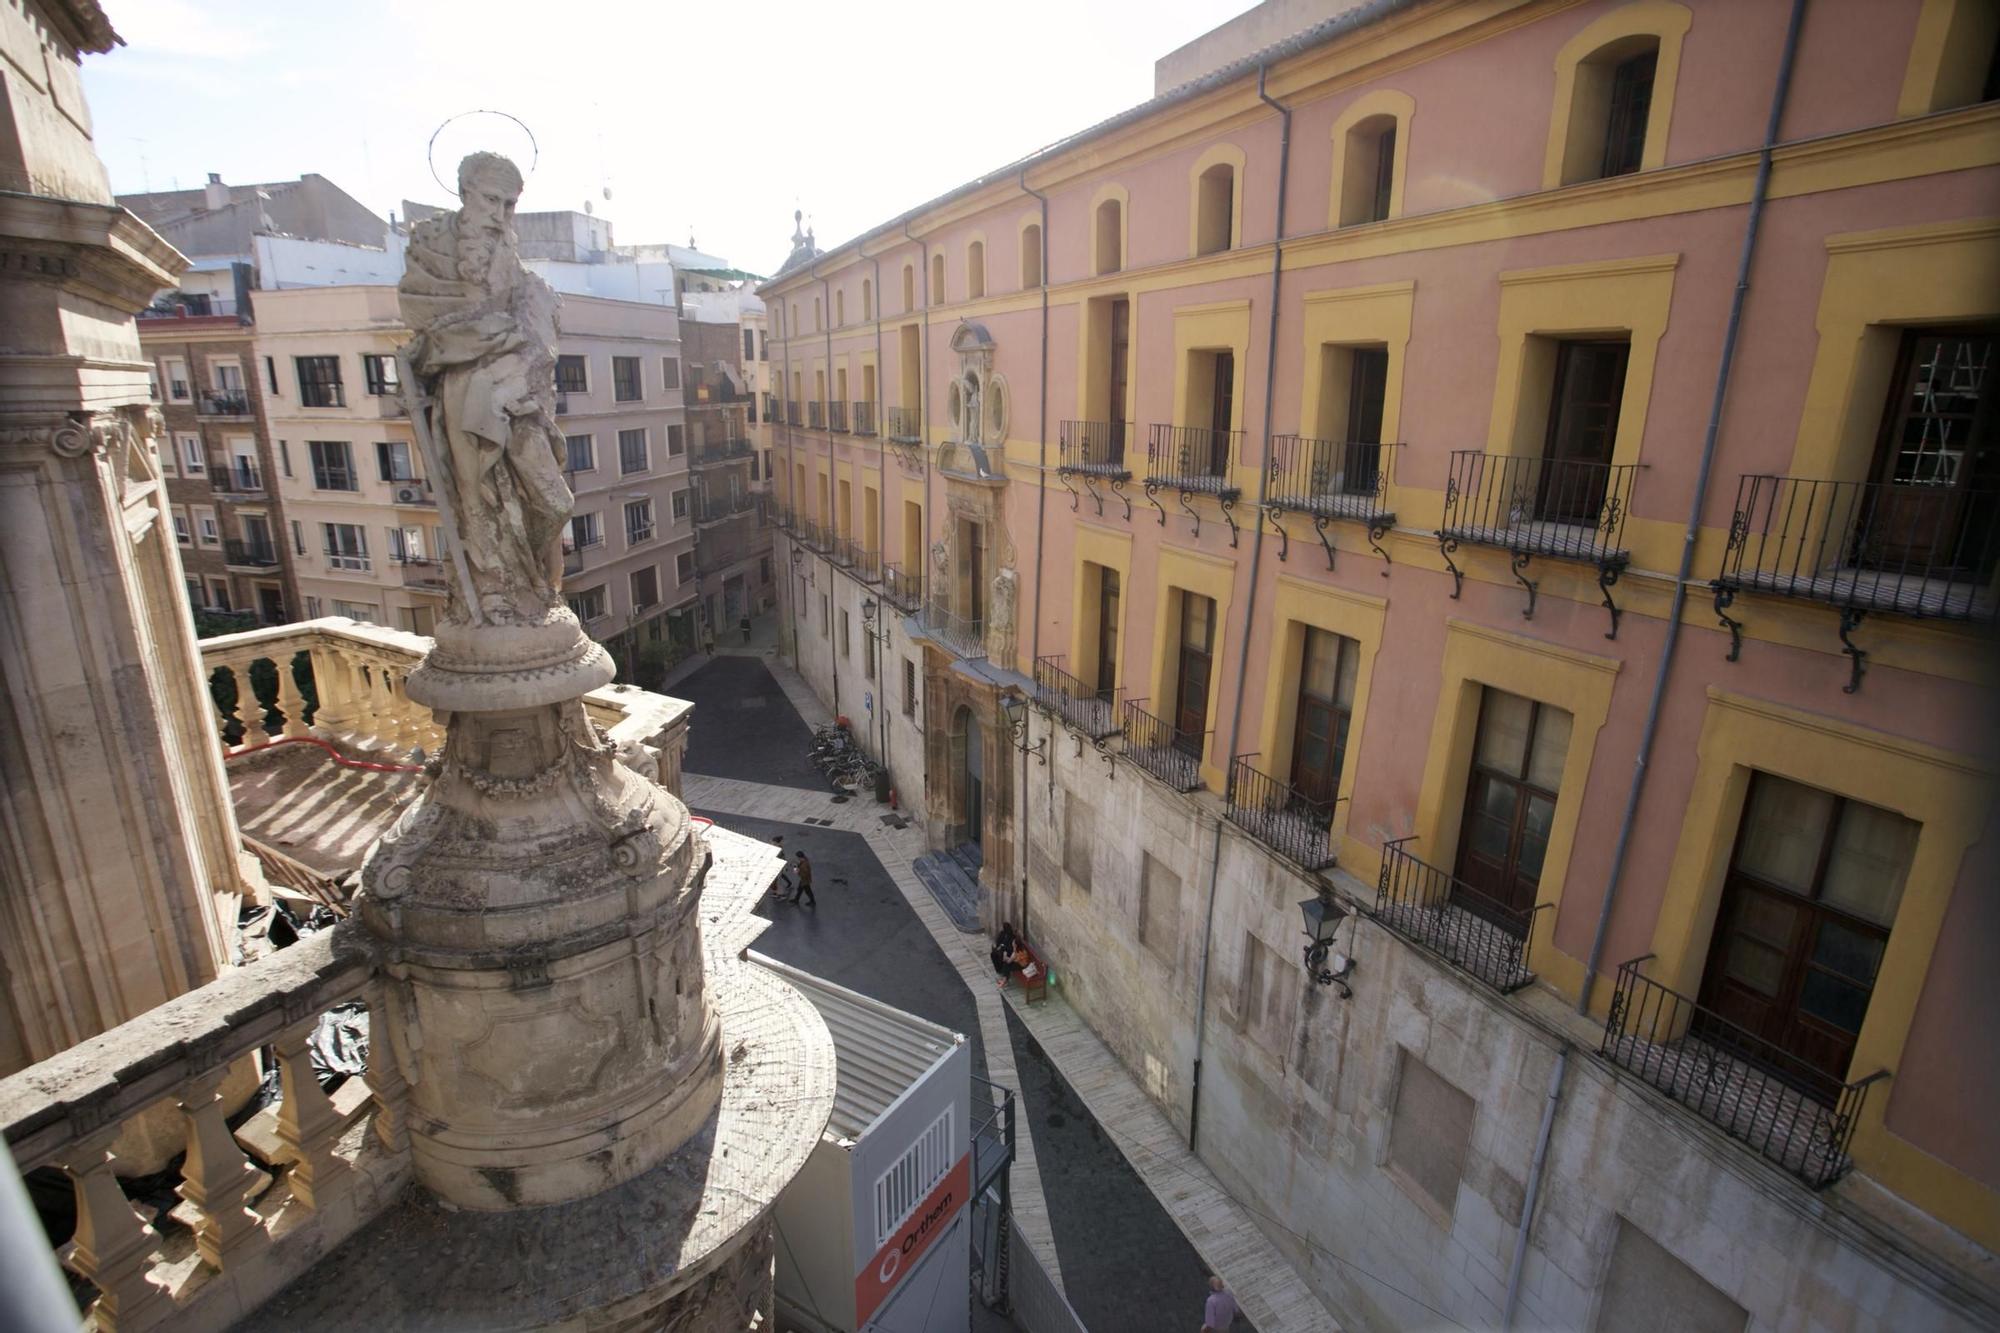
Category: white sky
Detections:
[{"x1": 84, "y1": 0, "x2": 1257, "y2": 275}]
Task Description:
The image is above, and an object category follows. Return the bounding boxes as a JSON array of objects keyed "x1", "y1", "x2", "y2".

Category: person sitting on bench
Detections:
[{"x1": 990, "y1": 922, "x2": 1018, "y2": 979}]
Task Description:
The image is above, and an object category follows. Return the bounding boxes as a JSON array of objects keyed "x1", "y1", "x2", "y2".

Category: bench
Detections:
[{"x1": 1005, "y1": 939, "x2": 1048, "y2": 1005}]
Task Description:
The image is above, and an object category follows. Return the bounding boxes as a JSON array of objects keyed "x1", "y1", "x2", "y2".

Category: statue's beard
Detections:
[{"x1": 456, "y1": 217, "x2": 512, "y2": 285}]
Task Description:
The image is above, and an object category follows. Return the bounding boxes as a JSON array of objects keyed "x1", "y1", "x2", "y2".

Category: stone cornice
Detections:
[{"x1": 0, "y1": 192, "x2": 184, "y2": 311}]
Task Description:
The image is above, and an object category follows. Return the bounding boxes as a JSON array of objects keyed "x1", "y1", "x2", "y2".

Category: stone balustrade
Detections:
[
  {"x1": 0, "y1": 923, "x2": 410, "y2": 1331},
  {"x1": 199, "y1": 618, "x2": 691, "y2": 794}
]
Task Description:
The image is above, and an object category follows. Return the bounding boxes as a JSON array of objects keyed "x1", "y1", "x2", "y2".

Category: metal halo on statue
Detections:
[{"x1": 426, "y1": 110, "x2": 539, "y2": 198}]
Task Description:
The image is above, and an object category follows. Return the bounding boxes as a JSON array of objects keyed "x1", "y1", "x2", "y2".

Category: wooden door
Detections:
[
  {"x1": 1208, "y1": 352, "x2": 1235, "y2": 474},
  {"x1": 1862, "y1": 329, "x2": 1997, "y2": 573},
  {"x1": 1344, "y1": 347, "x2": 1389, "y2": 495},
  {"x1": 1538, "y1": 340, "x2": 1628, "y2": 525},
  {"x1": 1095, "y1": 568, "x2": 1120, "y2": 700},
  {"x1": 1173, "y1": 592, "x2": 1214, "y2": 756},
  {"x1": 1453, "y1": 690, "x2": 1570, "y2": 925},
  {"x1": 1289, "y1": 628, "x2": 1354, "y2": 808},
  {"x1": 1108, "y1": 299, "x2": 1130, "y2": 463}
]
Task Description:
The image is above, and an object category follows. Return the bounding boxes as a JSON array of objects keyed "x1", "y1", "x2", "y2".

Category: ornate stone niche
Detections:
[{"x1": 941, "y1": 321, "x2": 1008, "y2": 479}]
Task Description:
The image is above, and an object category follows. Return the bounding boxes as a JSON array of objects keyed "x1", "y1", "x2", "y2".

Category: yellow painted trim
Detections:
[
  {"x1": 1170, "y1": 300, "x2": 1255, "y2": 489},
  {"x1": 1016, "y1": 211, "x2": 1044, "y2": 288},
  {"x1": 1089, "y1": 182, "x2": 1131, "y2": 277},
  {"x1": 1070, "y1": 524, "x2": 1134, "y2": 694},
  {"x1": 1149, "y1": 543, "x2": 1238, "y2": 793},
  {"x1": 965, "y1": 231, "x2": 989, "y2": 302},
  {"x1": 1791, "y1": 217, "x2": 2000, "y2": 486},
  {"x1": 1296, "y1": 280, "x2": 1415, "y2": 508},
  {"x1": 1328, "y1": 89, "x2": 1416, "y2": 228},
  {"x1": 1187, "y1": 142, "x2": 1248, "y2": 259},
  {"x1": 1542, "y1": 1, "x2": 1692, "y2": 189},
  {"x1": 1409, "y1": 619, "x2": 1620, "y2": 1002},
  {"x1": 1898, "y1": 0, "x2": 2000, "y2": 117},
  {"x1": 1255, "y1": 574, "x2": 1389, "y2": 861},
  {"x1": 1648, "y1": 688, "x2": 1996, "y2": 1248}
]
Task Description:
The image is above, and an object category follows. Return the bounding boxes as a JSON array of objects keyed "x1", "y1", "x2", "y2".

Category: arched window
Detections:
[
  {"x1": 1545, "y1": 3, "x2": 1689, "y2": 188},
  {"x1": 814, "y1": 296, "x2": 822, "y2": 331},
  {"x1": 1195, "y1": 164, "x2": 1234, "y2": 255},
  {"x1": 931, "y1": 253, "x2": 945, "y2": 305},
  {"x1": 967, "y1": 240, "x2": 986, "y2": 299},
  {"x1": 1094, "y1": 197, "x2": 1123, "y2": 276},
  {"x1": 902, "y1": 263, "x2": 915, "y2": 312},
  {"x1": 1021, "y1": 222, "x2": 1043, "y2": 287},
  {"x1": 1331, "y1": 93, "x2": 1411, "y2": 227},
  {"x1": 862, "y1": 278, "x2": 873, "y2": 320},
  {"x1": 836, "y1": 289, "x2": 846, "y2": 326}
]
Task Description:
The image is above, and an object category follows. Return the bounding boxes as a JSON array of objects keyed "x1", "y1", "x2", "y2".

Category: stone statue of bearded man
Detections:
[{"x1": 399, "y1": 151, "x2": 571, "y2": 626}]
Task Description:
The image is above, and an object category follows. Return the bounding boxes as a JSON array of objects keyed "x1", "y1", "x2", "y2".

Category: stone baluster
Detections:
[
  {"x1": 275, "y1": 651, "x2": 312, "y2": 738},
  {"x1": 176, "y1": 1067, "x2": 263, "y2": 1270},
  {"x1": 60, "y1": 1126, "x2": 169, "y2": 1330},
  {"x1": 380, "y1": 666, "x2": 418, "y2": 754},
  {"x1": 366, "y1": 981, "x2": 411, "y2": 1153},
  {"x1": 229, "y1": 655, "x2": 283, "y2": 746},
  {"x1": 273, "y1": 1019, "x2": 351, "y2": 1210},
  {"x1": 361, "y1": 660, "x2": 397, "y2": 752},
  {"x1": 306, "y1": 642, "x2": 357, "y2": 739},
  {"x1": 204, "y1": 662, "x2": 243, "y2": 753}
]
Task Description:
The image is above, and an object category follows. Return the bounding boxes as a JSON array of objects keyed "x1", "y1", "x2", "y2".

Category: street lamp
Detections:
[
  {"x1": 1300, "y1": 896, "x2": 1355, "y2": 997},
  {"x1": 999, "y1": 694, "x2": 1046, "y2": 766}
]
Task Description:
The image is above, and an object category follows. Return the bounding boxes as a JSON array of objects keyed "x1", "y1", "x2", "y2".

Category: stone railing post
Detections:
[
  {"x1": 60, "y1": 1126, "x2": 170, "y2": 1330},
  {"x1": 275, "y1": 653, "x2": 311, "y2": 738},
  {"x1": 306, "y1": 640, "x2": 358, "y2": 739},
  {"x1": 273, "y1": 1019, "x2": 350, "y2": 1210},
  {"x1": 366, "y1": 980, "x2": 411, "y2": 1152},
  {"x1": 176, "y1": 1066, "x2": 262, "y2": 1270}
]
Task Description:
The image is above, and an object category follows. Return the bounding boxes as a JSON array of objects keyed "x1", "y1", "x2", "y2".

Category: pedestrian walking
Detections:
[
  {"x1": 792, "y1": 852, "x2": 815, "y2": 908},
  {"x1": 769, "y1": 836, "x2": 793, "y2": 899},
  {"x1": 1201, "y1": 1276, "x2": 1240, "y2": 1331},
  {"x1": 739, "y1": 615, "x2": 752, "y2": 644}
]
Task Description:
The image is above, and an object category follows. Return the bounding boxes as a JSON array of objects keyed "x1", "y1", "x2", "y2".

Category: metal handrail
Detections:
[
  {"x1": 1373, "y1": 838, "x2": 1547, "y2": 993},
  {"x1": 827, "y1": 401, "x2": 849, "y2": 433},
  {"x1": 807, "y1": 400, "x2": 826, "y2": 430},
  {"x1": 922, "y1": 601, "x2": 986, "y2": 659},
  {"x1": 1119, "y1": 699, "x2": 1207, "y2": 791},
  {"x1": 1599, "y1": 954, "x2": 1889, "y2": 1189},
  {"x1": 1439, "y1": 451, "x2": 1640, "y2": 564},
  {"x1": 884, "y1": 406, "x2": 922, "y2": 443},
  {"x1": 1145, "y1": 423, "x2": 1240, "y2": 486},
  {"x1": 1226, "y1": 754, "x2": 1340, "y2": 870},
  {"x1": 882, "y1": 562, "x2": 923, "y2": 613},
  {"x1": 1058, "y1": 420, "x2": 1130, "y2": 473},
  {"x1": 1032, "y1": 655, "x2": 1123, "y2": 739},
  {"x1": 1267, "y1": 437, "x2": 1400, "y2": 515},
  {"x1": 851, "y1": 401, "x2": 878, "y2": 437}
]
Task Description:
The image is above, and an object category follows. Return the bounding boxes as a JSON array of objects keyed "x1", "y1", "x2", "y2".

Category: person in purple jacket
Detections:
[{"x1": 1202, "y1": 1275, "x2": 1240, "y2": 1331}]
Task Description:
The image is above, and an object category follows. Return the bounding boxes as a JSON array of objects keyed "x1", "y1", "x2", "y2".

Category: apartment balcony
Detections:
[
  {"x1": 1437, "y1": 451, "x2": 1641, "y2": 637},
  {"x1": 212, "y1": 460, "x2": 265, "y2": 497},
  {"x1": 1144, "y1": 424, "x2": 1242, "y2": 541},
  {"x1": 1031, "y1": 655, "x2": 1122, "y2": 740},
  {"x1": 1711, "y1": 474, "x2": 1999, "y2": 692},
  {"x1": 692, "y1": 437, "x2": 754, "y2": 468},
  {"x1": 829, "y1": 535, "x2": 857, "y2": 569},
  {"x1": 1054, "y1": 420, "x2": 1132, "y2": 519},
  {"x1": 1265, "y1": 436, "x2": 1403, "y2": 568},
  {"x1": 807, "y1": 401, "x2": 826, "y2": 431},
  {"x1": 223, "y1": 538, "x2": 280, "y2": 571},
  {"x1": 850, "y1": 547, "x2": 882, "y2": 584},
  {"x1": 694, "y1": 493, "x2": 759, "y2": 528},
  {"x1": 881, "y1": 562, "x2": 923, "y2": 614},
  {"x1": 918, "y1": 599, "x2": 986, "y2": 661},
  {"x1": 785, "y1": 400, "x2": 802, "y2": 427},
  {"x1": 1373, "y1": 839, "x2": 1547, "y2": 994},
  {"x1": 884, "y1": 406, "x2": 921, "y2": 444},
  {"x1": 1118, "y1": 699, "x2": 1206, "y2": 792},
  {"x1": 197, "y1": 391, "x2": 252, "y2": 417},
  {"x1": 796, "y1": 518, "x2": 829, "y2": 553},
  {"x1": 763, "y1": 394, "x2": 780, "y2": 423},
  {"x1": 686, "y1": 383, "x2": 751, "y2": 407},
  {"x1": 851, "y1": 402, "x2": 877, "y2": 437},
  {"x1": 1598, "y1": 955, "x2": 1888, "y2": 1190},
  {"x1": 396, "y1": 555, "x2": 450, "y2": 592},
  {"x1": 1226, "y1": 754, "x2": 1340, "y2": 871},
  {"x1": 827, "y1": 401, "x2": 848, "y2": 433}
]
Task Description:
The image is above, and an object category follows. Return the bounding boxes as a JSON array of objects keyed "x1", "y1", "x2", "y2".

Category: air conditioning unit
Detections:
[{"x1": 394, "y1": 485, "x2": 426, "y2": 504}]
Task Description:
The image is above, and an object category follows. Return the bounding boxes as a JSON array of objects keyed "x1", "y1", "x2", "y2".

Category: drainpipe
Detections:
[
  {"x1": 1020, "y1": 165, "x2": 1051, "y2": 941},
  {"x1": 811, "y1": 258, "x2": 839, "y2": 722},
  {"x1": 1577, "y1": 0, "x2": 1807, "y2": 1013},
  {"x1": 1190, "y1": 64, "x2": 1291, "y2": 1151},
  {"x1": 1501, "y1": 1046, "x2": 1569, "y2": 1329},
  {"x1": 873, "y1": 253, "x2": 889, "y2": 772},
  {"x1": 905, "y1": 220, "x2": 935, "y2": 837}
]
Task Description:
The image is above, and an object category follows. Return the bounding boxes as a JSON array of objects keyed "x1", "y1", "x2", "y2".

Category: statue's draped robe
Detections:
[{"x1": 400, "y1": 217, "x2": 572, "y2": 614}]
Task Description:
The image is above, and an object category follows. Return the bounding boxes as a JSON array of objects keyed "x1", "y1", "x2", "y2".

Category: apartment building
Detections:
[
  {"x1": 682, "y1": 311, "x2": 777, "y2": 635},
  {"x1": 762, "y1": 1, "x2": 2000, "y2": 1328}
]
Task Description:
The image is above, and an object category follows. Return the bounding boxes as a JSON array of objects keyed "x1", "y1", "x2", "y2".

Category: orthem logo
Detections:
[{"x1": 855, "y1": 1155, "x2": 968, "y2": 1325}]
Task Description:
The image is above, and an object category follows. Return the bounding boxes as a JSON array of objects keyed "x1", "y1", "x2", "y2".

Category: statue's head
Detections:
[{"x1": 456, "y1": 152, "x2": 523, "y2": 234}]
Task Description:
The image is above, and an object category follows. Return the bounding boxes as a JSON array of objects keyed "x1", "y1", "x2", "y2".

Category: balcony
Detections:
[
  {"x1": 1373, "y1": 839, "x2": 1547, "y2": 994},
  {"x1": 1056, "y1": 421, "x2": 1132, "y2": 520},
  {"x1": 562, "y1": 541, "x2": 586, "y2": 577},
  {"x1": 396, "y1": 555, "x2": 449, "y2": 591},
  {"x1": 850, "y1": 547, "x2": 882, "y2": 584},
  {"x1": 1118, "y1": 699, "x2": 1206, "y2": 792},
  {"x1": 1437, "y1": 451, "x2": 1641, "y2": 637},
  {"x1": 1598, "y1": 955, "x2": 1888, "y2": 1190},
  {"x1": 686, "y1": 383, "x2": 751, "y2": 407},
  {"x1": 694, "y1": 493, "x2": 758, "y2": 528},
  {"x1": 796, "y1": 518, "x2": 828, "y2": 552},
  {"x1": 919, "y1": 600, "x2": 986, "y2": 660},
  {"x1": 785, "y1": 400, "x2": 802, "y2": 427},
  {"x1": 827, "y1": 401, "x2": 849, "y2": 433},
  {"x1": 1031, "y1": 655, "x2": 1121, "y2": 740},
  {"x1": 851, "y1": 402, "x2": 877, "y2": 437},
  {"x1": 1144, "y1": 425, "x2": 1242, "y2": 543},
  {"x1": 198, "y1": 391, "x2": 251, "y2": 417},
  {"x1": 1711, "y1": 474, "x2": 1999, "y2": 692},
  {"x1": 882, "y1": 562, "x2": 923, "y2": 613},
  {"x1": 884, "y1": 406, "x2": 921, "y2": 443},
  {"x1": 829, "y1": 535, "x2": 857, "y2": 568},
  {"x1": 807, "y1": 401, "x2": 826, "y2": 431},
  {"x1": 223, "y1": 538, "x2": 280, "y2": 570},
  {"x1": 1265, "y1": 436, "x2": 1403, "y2": 569},
  {"x1": 1226, "y1": 755, "x2": 1340, "y2": 871},
  {"x1": 213, "y1": 460, "x2": 265, "y2": 496},
  {"x1": 692, "y1": 437, "x2": 755, "y2": 468}
]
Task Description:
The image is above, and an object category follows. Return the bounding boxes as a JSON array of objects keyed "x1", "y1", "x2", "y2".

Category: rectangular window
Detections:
[
  {"x1": 172, "y1": 510, "x2": 192, "y2": 545},
  {"x1": 625, "y1": 498, "x2": 655, "y2": 545},
  {"x1": 555, "y1": 354, "x2": 588, "y2": 394},
  {"x1": 742, "y1": 329, "x2": 755, "y2": 361},
  {"x1": 1139, "y1": 853, "x2": 1181, "y2": 963},
  {"x1": 619, "y1": 428, "x2": 649, "y2": 475},
  {"x1": 570, "y1": 511, "x2": 602, "y2": 550},
  {"x1": 309, "y1": 440, "x2": 357, "y2": 491},
  {"x1": 332, "y1": 599, "x2": 380, "y2": 624},
  {"x1": 376, "y1": 440, "x2": 416, "y2": 482},
  {"x1": 162, "y1": 357, "x2": 190, "y2": 401},
  {"x1": 304, "y1": 594, "x2": 322, "y2": 618},
  {"x1": 903, "y1": 659, "x2": 918, "y2": 716},
  {"x1": 612, "y1": 356, "x2": 642, "y2": 402},
  {"x1": 1601, "y1": 49, "x2": 1658, "y2": 179},
  {"x1": 840, "y1": 608, "x2": 851, "y2": 658},
  {"x1": 661, "y1": 357, "x2": 681, "y2": 390},
  {"x1": 1064, "y1": 799, "x2": 1095, "y2": 890},
  {"x1": 295, "y1": 355, "x2": 345, "y2": 407},
  {"x1": 323, "y1": 522, "x2": 369, "y2": 570},
  {"x1": 178, "y1": 434, "x2": 205, "y2": 474},
  {"x1": 1387, "y1": 1049, "x2": 1476, "y2": 1217},
  {"x1": 1290, "y1": 628, "x2": 1359, "y2": 805},
  {"x1": 264, "y1": 356, "x2": 280, "y2": 395},
  {"x1": 362, "y1": 353, "x2": 399, "y2": 396},
  {"x1": 1094, "y1": 565, "x2": 1121, "y2": 699},
  {"x1": 195, "y1": 509, "x2": 220, "y2": 546},
  {"x1": 676, "y1": 551, "x2": 695, "y2": 584},
  {"x1": 213, "y1": 360, "x2": 246, "y2": 397},
  {"x1": 1538, "y1": 340, "x2": 1630, "y2": 525},
  {"x1": 278, "y1": 439, "x2": 293, "y2": 478},
  {"x1": 1455, "y1": 689, "x2": 1572, "y2": 925},
  {"x1": 864, "y1": 624, "x2": 876, "y2": 678},
  {"x1": 1173, "y1": 591, "x2": 1216, "y2": 755},
  {"x1": 291, "y1": 519, "x2": 305, "y2": 555},
  {"x1": 1235, "y1": 932, "x2": 1293, "y2": 1050},
  {"x1": 386, "y1": 525, "x2": 425, "y2": 562},
  {"x1": 566, "y1": 585, "x2": 608, "y2": 622},
  {"x1": 671, "y1": 490, "x2": 689, "y2": 520},
  {"x1": 564, "y1": 434, "x2": 595, "y2": 472},
  {"x1": 1371, "y1": 125, "x2": 1398, "y2": 224},
  {"x1": 630, "y1": 566, "x2": 659, "y2": 609},
  {"x1": 666, "y1": 424, "x2": 685, "y2": 457}
]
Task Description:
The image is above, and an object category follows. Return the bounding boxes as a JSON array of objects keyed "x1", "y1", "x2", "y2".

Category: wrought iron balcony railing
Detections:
[
  {"x1": 786, "y1": 400, "x2": 803, "y2": 427},
  {"x1": 827, "y1": 401, "x2": 849, "y2": 433},
  {"x1": 1437, "y1": 451, "x2": 1642, "y2": 636},
  {"x1": 1031, "y1": 655, "x2": 1122, "y2": 740},
  {"x1": 223, "y1": 538, "x2": 279, "y2": 569},
  {"x1": 882, "y1": 562, "x2": 923, "y2": 613},
  {"x1": 808, "y1": 401, "x2": 827, "y2": 430},
  {"x1": 693, "y1": 437, "x2": 755, "y2": 467},
  {"x1": 885, "y1": 406, "x2": 922, "y2": 443},
  {"x1": 852, "y1": 547, "x2": 883, "y2": 583},
  {"x1": 1711, "y1": 473, "x2": 1999, "y2": 691},
  {"x1": 214, "y1": 461, "x2": 265, "y2": 494},
  {"x1": 795, "y1": 518, "x2": 826, "y2": 551},
  {"x1": 1118, "y1": 699, "x2": 1206, "y2": 792},
  {"x1": 830, "y1": 535, "x2": 857, "y2": 568},
  {"x1": 1143, "y1": 425, "x2": 1243, "y2": 542},
  {"x1": 921, "y1": 601, "x2": 987, "y2": 660},
  {"x1": 198, "y1": 391, "x2": 250, "y2": 416},
  {"x1": 1373, "y1": 839, "x2": 1547, "y2": 993},
  {"x1": 763, "y1": 394, "x2": 780, "y2": 423},
  {"x1": 1226, "y1": 755, "x2": 1339, "y2": 870},
  {"x1": 397, "y1": 555, "x2": 449, "y2": 590},
  {"x1": 1599, "y1": 955, "x2": 1888, "y2": 1190},
  {"x1": 1056, "y1": 421, "x2": 1133, "y2": 521},
  {"x1": 851, "y1": 401, "x2": 878, "y2": 437},
  {"x1": 1265, "y1": 436, "x2": 1402, "y2": 568}
]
